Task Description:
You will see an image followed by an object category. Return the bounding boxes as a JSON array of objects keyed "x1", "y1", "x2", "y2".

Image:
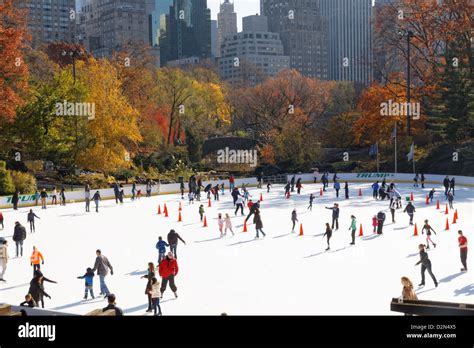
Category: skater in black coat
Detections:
[
  {"x1": 403, "y1": 202, "x2": 416, "y2": 225},
  {"x1": 376, "y1": 211, "x2": 386, "y2": 234},
  {"x1": 422, "y1": 220, "x2": 437, "y2": 249},
  {"x1": 27, "y1": 210, "x2": 40, "y2": 233},
  {"x1": 415, "y1": 244, "x2": 438, "y2": 287},
  {"x1": 443, "y1": 176, "x2": 450, "y2": 198},
  {"x1": 449, "y1": 177, "x2": 455, "y2": 196},
  {"x1": 323, "y1": 223, "x2": 332, "y2": 251},
  {"x1": 13, "y1": 222, "x2": 27, "y2": 257},
  {"x1": 344, "y1": 182, "x2": 349, "y2": 199},
  {"x1": 28, "y1": 271, "x2": 57, "y2": 308},
  {"x1": 290, "y1": 175, "x2": 296, "y2": 192},
  {"x1": 167, "y1": 229, "x2": 186, "y2": 259},
  {"x1": 325, "y1": 203, "x2": 339, "y2": 230},
  {"x1": 284, "y1": 182, "x2": 291, "y2": 197},
  {"x1": 12, "y1": 190, "x2": 19, "y2": 210}
]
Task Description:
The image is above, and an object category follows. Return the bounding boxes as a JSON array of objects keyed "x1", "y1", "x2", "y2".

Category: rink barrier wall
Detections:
[
  {"x1": 0, "y1": 177, "x2": 258, "y2": 209},
  {"x1": 287, "y1": 172, "x2": 474, "y2": 187},
  {"x1": 1, "y1": 172, "x2": 472, "y2": 209}
]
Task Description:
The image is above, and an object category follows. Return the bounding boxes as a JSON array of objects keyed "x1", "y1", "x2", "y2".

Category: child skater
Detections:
[
  {"x1": 308, "y1": 194, "x2": 315, "y2": 211},
  {"x1": 224, "y1": 213, "x2": 234, "y2": 236},
  {"x1": 372, "y1": 215, "x2": 378, "y2": 234},
  {"x1": 218, "y1": 213, "x2": 225, "y2": 237},
  {"x1": 323, "y1": 223, "x2": 332, "y2": 251},
  {"x1": 267, "y1": 182, "x2": 272, "y2": 193},
  {"x1": 77, "y1": 267, "x2": 95, "y2": 300}
]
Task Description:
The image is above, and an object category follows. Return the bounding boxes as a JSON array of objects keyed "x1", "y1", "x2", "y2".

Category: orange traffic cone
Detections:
[
  {"x1": 208, "y1": 198, "x2": 212, "y2": 208},
  {"x1": 157, "y1": 204, "x2": 161, "y2": 214},
  {"x1": 410, "y1": 192, "x2": 414, "y2": 201},
  {"x1": 413, "y1": 223, "x2": 418, "y2": 236},
  {"x1": 164, "y1": 203, "x2": 168, "y2": 217},
  {"x1": 445, "y1": 218, "x2": 449, "y2": 231},
  {"x1": 243, "y1": 220, "x2": 248, "y2": 232},
  {"x1": 445, "y1": 204, "x2": 449, "y2": 215},
  {"x1": 178, "y1": 211, "x2": 182, "y2": 222},
  {"x1": 320, "y1": 188, "x2": 323, "y2": 196},
  {"x1": 425, "y1": 196, "x2": 429, "y2": 204},
  {"x1": 260, "y1": 193, "x2": 263, "y2": 201},
  {"x1": 454, "y1": 209, "x2": 458, "y2": 220},
  {"x1": 203, "y1": 216, "x2": 208, "y2": 227},
  {"x1": 179, "y1": 202, "x2": 182, "y2": 211},
  {"x1": 452, "y1": 213, "x2": 457, "y2": 224},
  {"x1": 359, "y1": 224, "x2": 364, "y2": 237},
  {"x1": 436, "y1": 200, "x2": 440, "y2": 209},
  {"x1": 358, "y1": 188, "x2": 362, "y2": 196},
  {"x1": 299, "y1": 223, "x2": 304, "y2": 236}
]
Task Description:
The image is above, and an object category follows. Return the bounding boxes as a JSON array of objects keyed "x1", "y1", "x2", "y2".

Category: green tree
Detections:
[{"x1": 0, "y1": 161, "x2": 15, "y2": 195}]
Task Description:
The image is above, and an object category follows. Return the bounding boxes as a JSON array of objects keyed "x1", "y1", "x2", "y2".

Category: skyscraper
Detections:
[
  {"x1": 317, "y1": 0, "x2": 373, "y2": 86},
  {"x1": 150, "y1": 0, "x2": 173, "y2": 46},
  {"x1": 159, "y1": 0, "x2": 212, "y2": 66},
  {"x1": 219, "y1": 15, "x2": 290, "y2": 86},
  {"x1": 16, "y1": 0, "x2": 76, "y2": 47},
  {"x1": 260, "y1": 0, "x2": 329, "y2": 79},
  {"x1": 211, "y1": 20, "x2": 218, "y2": 57},
  {"x1": 217, "y1": 0, "x2": 237, "y2": 58},
  {"x1": 79, "y1": 0, "x2": 155, "y2": 57}
]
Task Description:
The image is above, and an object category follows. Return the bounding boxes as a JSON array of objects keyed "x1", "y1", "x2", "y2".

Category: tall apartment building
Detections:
[
  {"x1": 78, "y1": 0, "x2": 155, "y2": 57},
  {"x1": 150, "y1": 0, "x2": 173, "y2": 47},
  {"x1": 211, "y1": 20, "x2": 218, "y2": 57},
  {"x1": 16, "y1": 0, "x2": 76, "y2": 47},
  {"x1": 159, "y1": 0, "x2": 212, "y2": 66},
  {"x1": 217, "y1": 0, "x2": 237, "y2": 58},
  {"x1": 219, "y1": 15, "x2": 290, "y2": 86},
  {"x1": 317, "y1": 0, "x2": 373, "y2": 86},
  {"x1": 260, "y1": 0, "x2": 329, "y2": 79}
]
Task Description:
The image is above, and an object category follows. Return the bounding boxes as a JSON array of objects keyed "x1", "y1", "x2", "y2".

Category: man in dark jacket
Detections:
[
  {"x1": 167, "y1": 230, "x2": 186, "y2": 259},
  {"x1": 415, "y1": 244, "x2": 438, "y2": 287},
  {"x1": 13, "y1": 222, "x2": 27, "y2": 257},
  {"x1": 112, "y1": 183, "x2": 120, "y2": 204},
  {"x1": 12, "y1": 190, "x2": 19, "y2": 210},
  {"x1": 245, "y1": 200, "x2": 260, "y2": 223},
  {"x1": 159, "y1": 252, "x2": 179, "y2": 299},
  {"x1": 91, "y1": 249, "x2": 113, "y2": 297},
  {"x1": 376, "y1": 211, "x2": 386, "y2": 234},
  {"x1": 443, "y1": 176, "x2": 450, "y2": 197},
  {"x1": 27, "y1": 210, "x2": 40, "y2": 233},
  {"x1": 325, "y1": 203, "x2": 339, "y2": 230},
  {"x1": 102, "y1": 294, "x2": 123, "y2": 316},
  {"x1": 403, "y1": 202, "x2": 416, "y2": 225}
]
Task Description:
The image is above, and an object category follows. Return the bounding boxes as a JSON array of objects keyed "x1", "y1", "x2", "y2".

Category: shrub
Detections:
[
  {"x1": 10, "y1": 170, "x2": 37, "y2": 194},
  {"x1": 0, "y1": 161, "x2": 15, "y2": 195}
]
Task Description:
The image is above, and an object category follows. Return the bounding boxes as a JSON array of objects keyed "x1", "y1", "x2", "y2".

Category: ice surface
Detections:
[{"x1": 0, "y1": 182, "x2": 472, "y2": 315}]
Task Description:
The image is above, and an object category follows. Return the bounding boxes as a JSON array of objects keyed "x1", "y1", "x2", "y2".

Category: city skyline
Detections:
[{"x1": 208, "y1": 0, "x2": 259, "y2": 31}]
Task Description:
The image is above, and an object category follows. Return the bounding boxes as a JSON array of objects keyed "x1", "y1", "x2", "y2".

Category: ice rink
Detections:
[{"x1": 0, "y1": 181, "x2": 472, "y2": 315}]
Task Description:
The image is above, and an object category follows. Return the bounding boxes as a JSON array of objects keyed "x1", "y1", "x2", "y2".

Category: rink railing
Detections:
[{"x1": 1, "y1": 172, "x2": 473, "y2": 209}]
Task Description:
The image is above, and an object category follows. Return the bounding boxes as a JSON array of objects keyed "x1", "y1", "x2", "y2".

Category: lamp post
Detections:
[
  {"x1": 61, "y1": 49, "x2": 82, "y2": 84},
  {"x1": 406, "y1": 30, "x2": 414, "y2": 137}
]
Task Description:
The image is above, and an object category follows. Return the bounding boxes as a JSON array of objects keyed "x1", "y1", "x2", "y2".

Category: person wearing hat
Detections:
[
  {"x1": 102, "y1": 294, "x2": 123, "y2": 316},
  {"x1": 13, "y1": 221, "x2": 27, "y2": 257},
  {"x1": 159, "y1": 252, "x2": 179, "y2": 299}
]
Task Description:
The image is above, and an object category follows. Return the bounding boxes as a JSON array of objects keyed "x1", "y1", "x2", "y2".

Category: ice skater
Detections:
[
  {"x1": 349, "y1": 215, "x2": 357, "y2": 245},
  {"x1": 371, "y1": 181, "x2": 379, "y2": 199},
  {"x1": 421, "y1": 173, "x2": 425, "y2": 188},
  {"x1": 159, "y1": 252, "x2": 179, "y2": 299},
  {"x1": 389, "y1": 200, "x2": 396, "y2": 223},
  {"x1": 428, "y1": 188, "x2": 435, "y2": 203},
  {"x1": 156, "y1": 236, "x2": 169, "y2": 264},
  {"x1": 422, "y1": 220, "x2": 437, "y2": 249},
  {"x1": 413, "y1": 174, "x2": 419, "y2": 187},
  {"x1": 0, "y1": 211, "x2": 3, "y2": 230},
  {"x1": 449, "y1": 177, "x2": 455, "y2": 196},
  {"x1": 308, "y1": 194, "x2": 315, "y2": 211},
  {"x1": 235, "y1": 196, "x2": 245, "y2": 216},
  {"x1": 334, "y1": 180, "x2": 340, "y2": 198},
  {"x1": 30, "y1": 246, "x2": 44, "y2": 276},
  {"x1": 403, "y1": 201, "x2": 416, "y2": 225},
  {"x1": 167, "y1": 229, "x2": 186, "y2": 259},
  {"x1": 325, "y1": 203, "x2": 339, "y2": 230},
  {"x1": 447, "y1": 192, "x2": 454, "y2": 209},
  {"x1": 218, "y1": 213, "x2": 224, "y2": 237},
  {"x1": 376, "y1": 211, "x2": 386, "y2": 234},
  {"x1": 77, "y1": 267, "x2": 95, "y2": 300},
  {"x1": 323, "y1": 223, "x2": 332, "y2": 251},
  {"x1": 291, "y1": 209, "x2": 298, "y2": 232},
  {"x1": 443, "y1": 176, "x2": 450, "y2": 198},
  {"x1": 415, "y1": 244, "x2": 438, "y2": 287},
  {"x1": 254, "y1": 209, "x2": 265, "y2": 239},
  {"x1": 91, "y1": 249, "x2": 114, "y2": 297},
  {"x1": 198, "y1": 205, "x2": 204, "y2": 222},
  {"x1": 92, "y1": 191, "x2": 101, "y2": 212},
  {"x1": 150, "y1": 277, "x2": 162, "y2": 316},
  {"x1": 296, "y1": 178, "x2": 302, "y2": 194},
  {"x1": 141, "y1": 262, "x2": 156, "y2": 312},
  {"x1": 13, "y1": 222, "x2": 26, "y2": 257},
  {"x1": 224, "y1": 214, "x2": 234, "y2": 236},
  {"x1": 267, "y1": 182, "x2": 272, "y2": 193},
  {"x1": 372, "y1": 215, "x2": 378, "y2": 233},
  {"x1": 27, "y1": 209, "x2": 40, "y2": 233},
  {"x1": 458, "y1": 230, "x2": 468, "y2": 272},
  {"x1": 40, "y1": 189, "x2": 48, "y2": 209},
  {"x1": 85, "y1": 184, "x2": 91, "y2": 212},
  {"x1": 344, "y1": 182, "x2": 349, "y2": 199}
]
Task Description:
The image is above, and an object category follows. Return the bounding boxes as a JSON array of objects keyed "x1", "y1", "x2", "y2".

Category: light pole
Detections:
[
  {"x1": 61, "y1": 49, "x2": 82, "y2": 84},
  {"x1": 406, "y1": 30, "x2": 414, "y2": 137}
]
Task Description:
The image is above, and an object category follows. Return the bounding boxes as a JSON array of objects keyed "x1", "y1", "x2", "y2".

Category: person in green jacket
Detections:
[{"x1": 349, "y1": 215, "x2": 357, "y2": 245}]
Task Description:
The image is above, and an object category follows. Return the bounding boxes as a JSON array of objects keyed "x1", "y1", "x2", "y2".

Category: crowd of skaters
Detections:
[{"x1": 0, "y1": 171, "x2": 469, "y2": 316}]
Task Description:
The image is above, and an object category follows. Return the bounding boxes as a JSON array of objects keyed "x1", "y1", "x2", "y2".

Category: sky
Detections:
[{"x1": 207, "y1": 0, "x2": 260, "y2": 31}]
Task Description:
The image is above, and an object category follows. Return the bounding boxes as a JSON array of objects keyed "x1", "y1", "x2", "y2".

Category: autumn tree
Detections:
[{"x1": 0, "y1": 0, "x2": 30, "y2": 121}]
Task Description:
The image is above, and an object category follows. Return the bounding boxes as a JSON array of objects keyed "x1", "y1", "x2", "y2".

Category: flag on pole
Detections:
[{"x1": 407, "y1": 143, "x2": 415, "y2": 162}]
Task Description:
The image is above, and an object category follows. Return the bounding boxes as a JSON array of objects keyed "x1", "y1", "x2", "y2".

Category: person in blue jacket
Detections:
[
  {"x1": 156, "y1": 236, "x2": 169, "y2": 264},
  {"x1": 371, "y1": 181, "x2": 380, "y2": 200},
  {"x1": 77, "y1": 267, "x2": 95, "y2": 299},
  {"x1": 334, "y1": 181, "x2": 341, "y2": 198}
]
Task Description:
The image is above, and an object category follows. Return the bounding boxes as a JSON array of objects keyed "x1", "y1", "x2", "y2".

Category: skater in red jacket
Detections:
[
  {"x1": 159, "y1": 252, "x2": 179, "y2": 299},
  {"x1": 458, "y1": 230, "x2": 468, "y2": 272}
]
